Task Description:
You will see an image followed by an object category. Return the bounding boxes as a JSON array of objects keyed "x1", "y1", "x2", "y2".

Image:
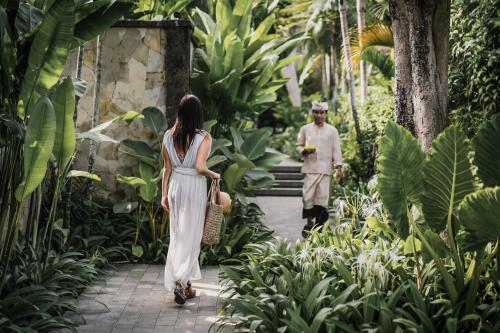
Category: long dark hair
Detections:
[{"x1": 172, "y1": 94, "x2": 204, "y2": 152}]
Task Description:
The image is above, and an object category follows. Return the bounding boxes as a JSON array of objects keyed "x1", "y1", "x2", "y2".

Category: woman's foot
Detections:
[
  {"x1": 174, "y1": 288, "x2": 186, "y2": 305},
  {"x1": 183, "y1": 286, "x2": 196, "y2": 299},
  {"x1": 184, "y1": 281, "x2": 196, "y2": 299}
]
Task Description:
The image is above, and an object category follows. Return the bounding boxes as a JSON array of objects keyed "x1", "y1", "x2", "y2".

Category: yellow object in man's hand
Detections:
[{"x1": 303, "y1": 145, "x2": 317, "y2": 154}]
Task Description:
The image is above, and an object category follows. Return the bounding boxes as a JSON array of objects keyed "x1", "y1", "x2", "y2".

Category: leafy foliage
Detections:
[
  {"x1": 377, "y1": 119, "x2": 500, "y2": 313},
  {"x1": 191, "y1": 0, "x2": 306, "y2": 133},
  {"x1": 449, "y1": 0, "x2": 500, "y2": 136}
]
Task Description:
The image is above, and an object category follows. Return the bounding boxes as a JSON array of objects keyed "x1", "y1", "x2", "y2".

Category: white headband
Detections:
[{"x1": 311, "y1": 101, "x2": 328, "y2": 111}]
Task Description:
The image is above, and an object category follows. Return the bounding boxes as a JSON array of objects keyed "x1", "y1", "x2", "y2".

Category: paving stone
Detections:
[
  {"x1": 77, "y1": 265, "x2": 226, "y2": 332},
  {"x1": 111, "y1": 323, "x2": 134, "y2": 333}
]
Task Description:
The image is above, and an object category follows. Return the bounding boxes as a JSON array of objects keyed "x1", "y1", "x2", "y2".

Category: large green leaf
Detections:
[
  {"x1": 253, "y1": 152, "x2": 282, "y2": 170},
  {"x1": 240, "y1": 128, "x2": 272, "y2": 161},
  {"x1": 458, "y1": 187, "x2": 500, "y2": 250},
  {"x1": 472, "y1": 115, "x2": 500, "y2": 187},
  {"x1": 73, "y1": 0, "x2": 134, "y2": 47},
  {"x1": 52, "y1": 77, "x2": 76, "y2": 170},
  {"x1": 248, "y1": 13, "x2": 275, "y2": 46},
  {"x1": 207, "y1": 155, "x2": 227, "y2": 168},
  {"x1": 75, "y1": 0, "x2": 108, "y2": 23},
  {"x1": 120, "y1": 139, "x2": 158, "y2": 167},
  {"x1": 15, "y1": 97, "x2": 56, "y2": 201},
  {"x1": 76, "y1": 131, "x2": 118, "y2": 143},
  {"x1": 223, "y1": 36, "x2": 243, "y2": 99},
  {"x1": 223, "y1": 163, "x2": 247, "y2": 195},
  {"x1": 18, "y1": 0, "x2": 75, "y2": 119},
  {"x1": 422, "y1": 126, "x2": 476, "y2": 232},
  {"x1": 116, "y1": 174, "x2": 146, "y2": 187},
  {"x1": 229, "y1": 127, "x2": 244, "y2": 151},
  {"x1": 377, "y1": 122, "x2": 425, "y2": 238},
  {"x1": 14, "y1": 2, "x2": 44, "y2": 35},
  {"x1": 66, "y1": 170, "x2": 101, "y2": 181},
  {"x1": 139, "y1": 162, "x2": 157, "y2": 202},
  {"x1": 234, "y1": 153, "x2": 255, "y2": 169},
  {"x1": 210, "y1": 138, "x2": 232, "y2": 157},
  {"x1": 142, "y1": 106, "x2": 167, "y2": 136}
]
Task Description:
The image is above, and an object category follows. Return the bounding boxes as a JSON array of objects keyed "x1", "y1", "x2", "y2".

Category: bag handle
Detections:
[{"x1": 208, "y1": 178, "x2": 220, "y2": 205}]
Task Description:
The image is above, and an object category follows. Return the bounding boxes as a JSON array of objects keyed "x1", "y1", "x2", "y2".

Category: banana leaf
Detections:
[
  {"x1": 52, "y1": 77, "x2": 76, "y2": 170},
  {"x1": 15, "y1": 97, "x2": 56, "y2": 201},
  {"x1": 18, "y1": 0, "x2": 75, "y2": 119}
]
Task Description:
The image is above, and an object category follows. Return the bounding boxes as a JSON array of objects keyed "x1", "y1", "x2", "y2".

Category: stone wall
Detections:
[{"x1": 64, "y1": 20, "x2": 192, "y2": 199}]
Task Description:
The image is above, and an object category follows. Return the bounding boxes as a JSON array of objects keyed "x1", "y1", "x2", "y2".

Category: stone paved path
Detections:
[
  {"x1": 75, "y1": 265, "x2": 226, "y2": 333},
  {"x1": 251, "y1": 149, "x2": 304, "y2": 243},
  {"x1": 251, "y1": 196, "x2": 304, "y2": 243}
]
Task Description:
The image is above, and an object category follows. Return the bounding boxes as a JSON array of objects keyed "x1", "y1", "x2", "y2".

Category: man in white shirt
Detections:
[{"x1": 296, "y1": 101, "x2": 343, "y2": 237}]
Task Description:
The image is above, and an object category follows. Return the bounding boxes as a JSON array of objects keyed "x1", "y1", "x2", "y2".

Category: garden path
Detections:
[
  {"x1": 74, "y1": 150, "x2": 304, "y2": 333},
  {"x1": 251, "y1": 149, "x2": 304, "y2": 243},
  {"x1": 74, "y1": 264, "x2": 227, "y2": 333}
]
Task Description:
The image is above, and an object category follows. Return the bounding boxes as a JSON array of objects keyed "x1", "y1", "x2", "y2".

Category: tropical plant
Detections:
[
  {"x1": 210, "y1": 126, "x2": 283, "y2": 201},
  {"x1": 0, "y1": 0, "x2": 133, "y2": 266},
  {"x1": 129, "y1": 0, "x2": 192, "y2": 20},
  {"x1": 0, "y1": 244, "x2": 102, "y2": 332},
  {"x1": 377, "y1": 117, "x2": 500, "y2": 318},
  {"x1": 191, "y1": 0, "x2": 307, "y2": 134},
  {"x1": 115, "y1": 106, "x2": 169, "y2": 260}
]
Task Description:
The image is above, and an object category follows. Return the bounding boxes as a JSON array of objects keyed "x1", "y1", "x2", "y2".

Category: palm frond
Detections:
[
  {"x1": 361, "y1": 47, "x2": 394, "y2": 79},
  {"x1": 345, "y1": 23, "x2": 393, "y2": 71}
]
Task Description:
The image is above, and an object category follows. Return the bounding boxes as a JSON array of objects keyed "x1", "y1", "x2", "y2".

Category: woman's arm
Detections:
[
  {"x1": 195, "y1": 134, "x2": 220, "y2": 179},
  {"x1": 161, "y1": 145, "x2": 172, "y2": 210}
]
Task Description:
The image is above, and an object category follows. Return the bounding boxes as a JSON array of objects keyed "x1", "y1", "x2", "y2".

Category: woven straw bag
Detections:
[{"x1": 202, "y1": 178, "x2": 224, "y2": 245}]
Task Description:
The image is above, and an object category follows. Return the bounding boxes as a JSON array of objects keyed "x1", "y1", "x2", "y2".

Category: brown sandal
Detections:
[
  {"x1": 174, "y1": 288, "x2": 186, "y2": 305},
  {"x1": 183, "y1": 281, "x2": 196, "y2": 299}
]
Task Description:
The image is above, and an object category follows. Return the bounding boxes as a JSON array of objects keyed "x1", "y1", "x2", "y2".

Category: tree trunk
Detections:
[
  {"x1": 322, "y1": 53, "x2": 329, "y2": 98},
  {"x1": 88, "y1": 34, "x2": 105, "y2": 175},
  {"x1": 357, "y1": 0, "x2": 367, "y2": 104},
  {"x1": 339, "y1": 0, "x2": 362, "y2": 143},
  {"x1": 282, "y1": 49, "x2": 302, "y2": 107},
  {"x1": 389, "y1": 0, "x2": 450, "y2": 150},
  {"x1": 330, "y1": 44, "x2": 338, "y2": 114}
]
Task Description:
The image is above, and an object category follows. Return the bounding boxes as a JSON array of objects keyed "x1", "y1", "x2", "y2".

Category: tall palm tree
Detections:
[
  {"x1": 88, "y1": 33, "x2": 105, "y2": 175},
  {"x1": 356, "y1": 0, "x2": 367, "y2": 104},
  {"x1": 338, "y1": 0, "x2": 361, "y2": 144}
]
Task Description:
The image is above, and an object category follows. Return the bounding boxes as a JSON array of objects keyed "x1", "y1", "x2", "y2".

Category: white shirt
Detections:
[{"x1": 296, "y1": 123, "x2": 343, "y2": 175}]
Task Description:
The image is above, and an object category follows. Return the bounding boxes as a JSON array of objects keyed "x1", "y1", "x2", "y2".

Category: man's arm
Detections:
[
  {"x1": 332, "y1": 128, "x2": 343, "y2": 167},
  {"x1": 332, "y1": 128, "x2": 343, "y2": 182},
  {"x1": 296, "y1": 126, "x2": 305, "y2": 155}
]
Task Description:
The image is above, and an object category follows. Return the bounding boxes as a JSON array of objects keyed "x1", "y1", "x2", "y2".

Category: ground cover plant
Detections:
[{"x1": 220, "y1": 116, "x2": 500, "y2": 332}]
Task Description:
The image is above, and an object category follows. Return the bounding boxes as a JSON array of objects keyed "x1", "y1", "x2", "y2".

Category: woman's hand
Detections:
[
  {"x1": 161, "y1": 195, "x2": 169, "y2": 211},
  {"x1": 211, "y1": 172, "x2": 221, "y2": 180}
]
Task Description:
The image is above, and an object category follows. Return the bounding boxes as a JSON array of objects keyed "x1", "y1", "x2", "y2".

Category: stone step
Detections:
[
  {"x1": 271, "y1": 165, "x2": 301, "y2": 173},
  {"x1": 274, "y1": 173, "x2": 304, "y2": 180},
  {"x1": 274, "y1": 180, "x2": 303, "y2": 188},
  {"x1": 254, "y1": 188, "x2": 302, "y2": 197}
]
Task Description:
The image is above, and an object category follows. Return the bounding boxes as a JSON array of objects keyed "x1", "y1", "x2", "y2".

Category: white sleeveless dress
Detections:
[{"x1": 163, "y1": 130, "x2": 209, "y2": 291}]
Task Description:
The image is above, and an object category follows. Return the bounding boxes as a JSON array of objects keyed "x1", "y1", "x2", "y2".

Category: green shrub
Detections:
[{"x1": 0, "y1": 244, "x2": 101, "y2": 332}]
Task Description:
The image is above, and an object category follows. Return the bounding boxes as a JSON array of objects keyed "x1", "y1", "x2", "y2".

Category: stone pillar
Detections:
[{"x1": 165, "y1": 21, "x2": 193, "y2": 126}]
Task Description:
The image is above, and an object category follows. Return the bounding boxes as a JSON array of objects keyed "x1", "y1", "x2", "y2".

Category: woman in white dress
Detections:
[{"x1": 161, "y1": 94, "x2": 220, "y2": 305}]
